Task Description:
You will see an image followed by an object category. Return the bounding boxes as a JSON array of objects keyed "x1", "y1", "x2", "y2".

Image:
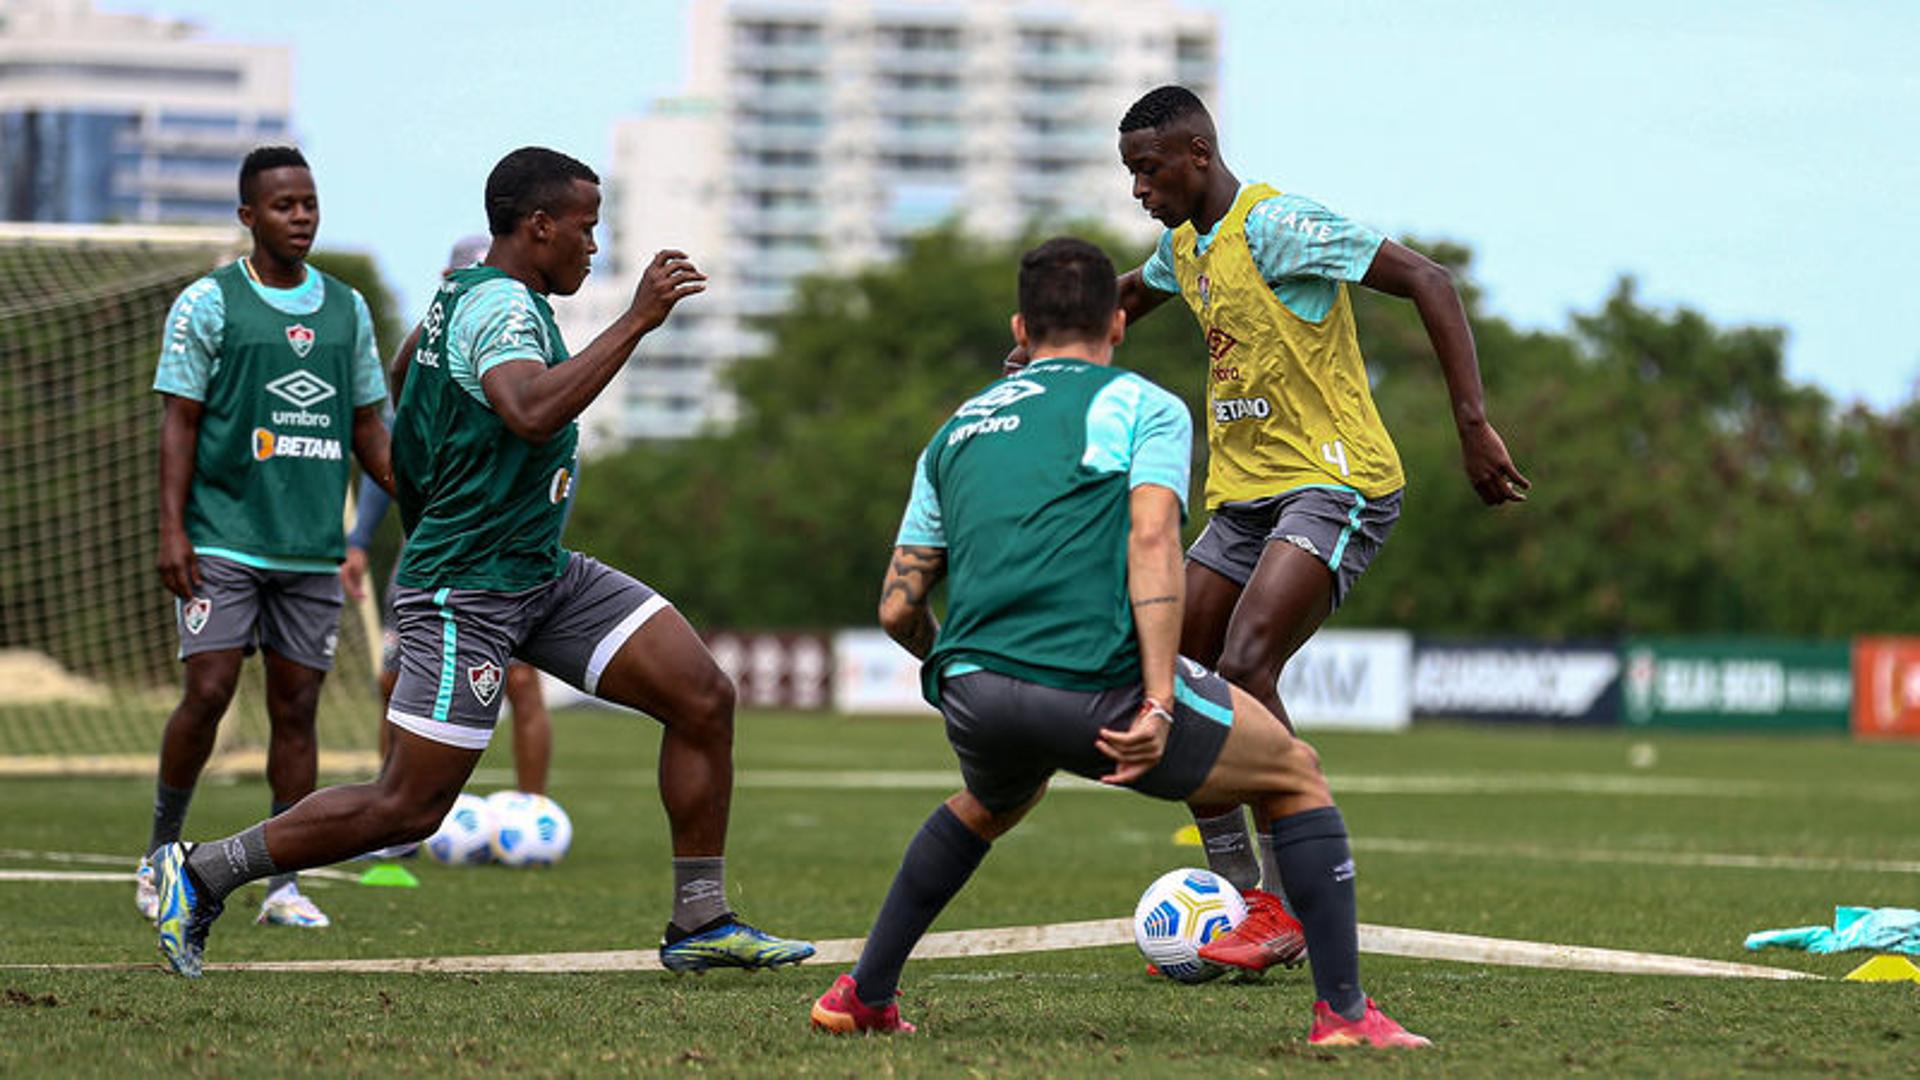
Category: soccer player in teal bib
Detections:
[
  {"x1": 811, "y1": 238, "x2": 1429, "y2": 1049},
  {"x1": 151, "y1": 147, "x2": 813, "y2": 977},
  {"x1": 140, "y1": 146, "x2": 394, "y2": 933}
]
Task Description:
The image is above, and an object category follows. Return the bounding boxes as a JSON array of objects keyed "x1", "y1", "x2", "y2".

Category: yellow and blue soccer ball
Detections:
[{"x1": 1132, "y1": 868, "x2": 1248, "y2": 983}]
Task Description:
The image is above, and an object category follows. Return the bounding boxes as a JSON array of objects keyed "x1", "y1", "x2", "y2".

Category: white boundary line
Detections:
[
  {"x1": 5, "y1": 917, "x2": 1816, "y2": 981},
  {"x1": 1356, "y1": 838, "x2": 1920, "y2": 876}
]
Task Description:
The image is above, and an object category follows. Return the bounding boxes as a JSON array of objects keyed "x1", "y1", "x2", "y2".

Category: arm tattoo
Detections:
[
  {"x1": 1130, "y1": 595, "x2": 1178, "y2": 609},
  {"x1": 881, "y1": 545, "x2": 946, "y2": 610}
]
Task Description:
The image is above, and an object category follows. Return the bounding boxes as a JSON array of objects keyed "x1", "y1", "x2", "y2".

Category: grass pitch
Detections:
[{"x1": 3, "y1": 710, "x2": 1918, "y2": 1077}]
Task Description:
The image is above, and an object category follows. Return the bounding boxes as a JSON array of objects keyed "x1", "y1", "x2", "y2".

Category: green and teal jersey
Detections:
[
  {"x1": 898, "y1": 357, "x2": 1192, "y2": 702},
  {"x1": 391, "y1": 266, "x2": 578, "y2": 592},
  {"x1": 151, "y1": 260, "x2": 386, "y2": 571}
]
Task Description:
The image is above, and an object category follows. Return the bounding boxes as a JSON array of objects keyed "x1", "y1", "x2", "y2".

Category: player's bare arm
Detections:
[
  {"x1": 878, "y1": 545, "x2": 947, "y2": 660},
  {"x1": 351, "y1": 403, "x2": 394, "y2": 496},
  {"x1": 1117, "y1": 267, "x2": 1175, "y2": 329},
  {"x1": 386, "y1": 322, "x2": 422, "y2": 403},
  {"x1": 482, "y1": 249, "x2": 704, "y2": 443},
  {"x1": 154, "y1": 393, "x2": 203, "y2": 599},
  {"x1": 1361, "y1": 240, "x2": 1531, "y2": 506},
  {"x1": 1097, "y1": 483, "x2": 1184, "y2": 784}
]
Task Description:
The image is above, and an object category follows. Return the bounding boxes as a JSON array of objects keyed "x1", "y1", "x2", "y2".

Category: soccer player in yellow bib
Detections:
[{"x1": 1014, "y1": 85, "x2": 1530, "y2": 974}]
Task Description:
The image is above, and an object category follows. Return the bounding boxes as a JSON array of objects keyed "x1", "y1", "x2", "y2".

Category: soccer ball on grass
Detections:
[
  {"x1": 425, "y1": 792, "x2": 497, "y2": 866},
  {"x1": 1132, "y1": 867, "x2": 1247, "y2": 983},
  {"x1": 485, "y1": 791, "x2": 573, "y2": 867}
]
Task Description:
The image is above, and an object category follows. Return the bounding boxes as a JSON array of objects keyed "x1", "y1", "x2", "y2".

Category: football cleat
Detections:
[
  {"x1": 153, "y1": 842, "x2": 223, "y2": 978},
  {"x1": 1197, "y1": 887, "x2": 1306, "y2": 972},
  {"x1": 810, "y1": 974, "x2": 916, "y2": 1034},
  {"x1": 134, "y1": 857, "x2": 159, "y2": 922},
  {"x1": 658, "y1": 915, "x2": 815, "y2": 973},
  {"x1": 257, "y1": 883, "x2": 331, "y2": 928},
  {"x1": 1308, "y1": 999, "x2": 1433, "y2": 1049}
]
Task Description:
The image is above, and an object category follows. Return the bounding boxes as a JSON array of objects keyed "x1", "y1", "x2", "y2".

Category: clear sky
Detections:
[{"x1": 107, "y1": 0, "x2": 1918, "y2": 410}]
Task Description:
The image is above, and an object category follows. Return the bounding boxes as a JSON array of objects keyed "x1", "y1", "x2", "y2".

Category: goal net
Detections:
[{"x1": 0, "y1": 224, "x2": 383, "y2": 776}]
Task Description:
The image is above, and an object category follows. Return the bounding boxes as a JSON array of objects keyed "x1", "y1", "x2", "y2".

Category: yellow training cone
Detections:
[
  {"x1": 1172, "y1": 824, "x2": 1202, "y2": 847},
  {"x1": 1843, "y1": 955, "x2": 1920, "y2": 983}
]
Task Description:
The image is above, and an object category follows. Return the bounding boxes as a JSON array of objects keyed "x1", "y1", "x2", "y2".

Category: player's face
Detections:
[
  {"x1": 538, "y1": 179, "x2": 601, "y2": 297},
  {"x1": 239, "y1": 167, "x2": 318, "y2": 263},
  {"x1": 1119, "y1": 129, "x2": 1202, "y2": 227}
]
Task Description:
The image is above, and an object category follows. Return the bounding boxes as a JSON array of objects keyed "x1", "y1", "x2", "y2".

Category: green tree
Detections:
[{"x1": 570, "y1": 232, "x2": 1920, "y2": 637}]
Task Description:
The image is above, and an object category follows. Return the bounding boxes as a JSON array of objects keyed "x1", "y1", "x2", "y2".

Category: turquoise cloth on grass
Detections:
[{"x1": 1744, "y1": 906, "x2": 1920, "y2": 955}]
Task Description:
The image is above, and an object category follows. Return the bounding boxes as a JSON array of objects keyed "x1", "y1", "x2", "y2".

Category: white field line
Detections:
[
  {"x1": 5, "y1": 918, "x2": 1815, "y2": 981},
  {"x1": 1356, "y1": 837, "x2": 1920, "y2": 877},
  {"x1": 729, "y1": 769, "x2": 1913, "y2": 801},
  {"x1": 0, "y1": 870, "x2": 130, "y2": 882},
  {"x1": 0, "y1": 849, "x2": 356, "y2": 883}
]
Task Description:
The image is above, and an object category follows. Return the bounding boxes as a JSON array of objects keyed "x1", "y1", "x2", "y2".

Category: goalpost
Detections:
[{"x1": 0, "y1": 223, "x2": 383, "y2": 776}]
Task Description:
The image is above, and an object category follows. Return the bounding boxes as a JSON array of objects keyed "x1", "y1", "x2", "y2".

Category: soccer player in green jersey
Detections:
[
  {"x1": 139, "y1": 146, "x2": 394, "y2": 932},
  {"x1": 1012, "y1": 86, "x2": 1529, "y2": 974},
  {"x1": 812, "y1": 237, "x2": 1428, "y2": 1048},
  {"x1": 151, "y1": 147, "x2": 814, "y2": 977}
]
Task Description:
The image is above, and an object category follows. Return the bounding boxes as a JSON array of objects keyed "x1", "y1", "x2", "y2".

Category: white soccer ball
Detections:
[
  {"x1": 425, "y1": 792, "x2": 496, "y2": 866},
  {"x1": 485, "y1": 791, "x2": 573, "y2": 867},
  {"x1": 1132, "y1": 867, "x2": 1248, "y2": 983}
]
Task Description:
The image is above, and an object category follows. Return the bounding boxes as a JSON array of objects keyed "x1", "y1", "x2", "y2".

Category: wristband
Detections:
[{"x1": 1139, "y1": 696, "x2": 1173, "y2": 724}]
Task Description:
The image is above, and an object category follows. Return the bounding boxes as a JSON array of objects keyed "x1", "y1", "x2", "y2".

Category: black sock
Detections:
[
  {"x1": 1270, "y1": 806, "x2": 1365, "y2": 1020},
  {"x1": 850, "y1": 804, "x2": 990, "y2": 1008},
  {"x1": 185, "y1": 823, "x2": 279, "y2": 905},
  {"x1": 1193, "y1": 808, "x2": 1259, "y2": 892},
  {"x1": 147, "y1": 781, "x2": 194, "y2": 857},
  {"x1": 265, "y1": 801, "x2": 297, "y2": 894}
]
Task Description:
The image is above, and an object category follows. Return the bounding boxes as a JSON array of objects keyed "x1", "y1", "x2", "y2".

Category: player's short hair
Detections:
[
  {"x1": 238, "y1": 145, "x2": 309, "y2": 205},
  {"x1": 1018, "y1": 236, "x2": 1118, "y2": 346},
  {"x1": 1118, "y1": 85, "x2": 1211, "y2": 134},
  {"x1": 485, "y1": 147, "x2": 600, "y2": 236}
]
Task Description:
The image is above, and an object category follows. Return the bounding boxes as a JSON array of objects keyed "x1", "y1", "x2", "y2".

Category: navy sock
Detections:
[
  {"x1": 850, "y1": 804, "x2": 990, "y2": 1008},
  {"x1": 147, "y1": 781, "x2": 193, "y2": 857},
  {"x1": 1270, "y1": 806, "x2": 1365, "y2": 1020},
  {"x1": 266, "y1": 800, "x2": 297, "y2": 894},
  {"x1": 1193, "y1": 808, "x2": 1259, "y2": 892}
]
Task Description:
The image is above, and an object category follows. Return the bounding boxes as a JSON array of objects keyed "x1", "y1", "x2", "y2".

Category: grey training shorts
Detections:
[
  {"x1": 385, "y1": 552, "x2": 669, "y2": 749},
  {"x1": 938, "y1": 658, "x2": 1236, "y2": 813},
  {"x1": 1187, "y1": 486, "x2": 1403, "y2": 609},
  {"x1": 174, "y1": 554, "x2": 342, "y2": 671}
]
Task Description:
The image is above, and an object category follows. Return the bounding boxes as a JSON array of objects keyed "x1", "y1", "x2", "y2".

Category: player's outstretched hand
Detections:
[
  {"x1": 1459, "y1": 421, "x2": 1530, "y2": 505},
  {"x1": 339, "y1": 546, "x2": 370, "y2": 601},
  {"x1": 1003, "y1": 343, "x2": 1030, "y2": 376},
  {"x1": 156, "y1": 526, "x2": 200, "y2": 600},
  {"x1": 1097, "y1": 697, "x2": 1173, "y2": 785},
  {"x1": 631, "y1": 249, "x2": 707, "y2": 332}
]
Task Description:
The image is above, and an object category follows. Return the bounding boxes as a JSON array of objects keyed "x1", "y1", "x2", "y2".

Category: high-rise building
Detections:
[
  {"x1": 561, "y1": 0, "x2": 1218, "y2": 448},
  {"x1": 0, "y1": 0, "x2": 291, "y2": 224}
]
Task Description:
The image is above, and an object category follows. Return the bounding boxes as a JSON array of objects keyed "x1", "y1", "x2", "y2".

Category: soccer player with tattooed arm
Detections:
[{"x1": 811, "y1": 236, "x2": 1428, "y2": 1048}]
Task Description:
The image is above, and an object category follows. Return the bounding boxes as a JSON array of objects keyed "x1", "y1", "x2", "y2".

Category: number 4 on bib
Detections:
[{"x1": 1320, "y1": 440, "x2": 1351, "y2": 478}]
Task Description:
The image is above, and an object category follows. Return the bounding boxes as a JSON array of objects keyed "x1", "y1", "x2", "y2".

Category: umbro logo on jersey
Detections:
[
  {"x1": 956, "y1": 379, "x2": 1044, "y2": 418},
  {"x1": 1205, "y1": 327, "x2": 1238, "y2": 362},
  {"x1": 265, "y1": 369, "x2": 337, "y2": 409},
  {"x1": 285, "y1": 323, "x2": 316, "y2": 357},
  {"x1": 469, "y1": 661, "x2": 502, "y2": 706},
  {"x1": 182, "y1": 597, "x2": 212, "y2": 635}
]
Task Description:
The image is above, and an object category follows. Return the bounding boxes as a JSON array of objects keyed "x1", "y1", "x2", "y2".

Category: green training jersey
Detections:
[
  {"x1": 896, "y1": 357, "x2": 1192, "y2": 702},
  {"x1": 174, "y1": 261, "x2": 367, "y2": 565},
  {"x1": 392, "y1": 266, "x2": 578, "y2": 592}
]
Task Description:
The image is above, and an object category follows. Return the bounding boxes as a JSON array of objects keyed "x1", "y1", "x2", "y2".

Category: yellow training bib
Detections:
[{"x1": 1172, "y1": 184, "x2": 1404, "y2": 507}]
